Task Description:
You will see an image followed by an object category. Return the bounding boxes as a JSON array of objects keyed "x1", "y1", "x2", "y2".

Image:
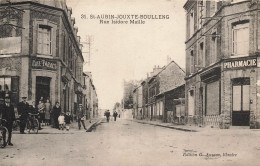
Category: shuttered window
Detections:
[{"x1": 206, "y1": 81, "x2": 220, "y2": 115}]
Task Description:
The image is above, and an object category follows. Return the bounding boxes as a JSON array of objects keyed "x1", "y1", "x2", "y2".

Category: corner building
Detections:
[
  {"x1": 184, "y1": 0, "x2": 260, "y2": 129},
  {"x1": 0, "y1": 0, "x2": 84, "y2": 114}
]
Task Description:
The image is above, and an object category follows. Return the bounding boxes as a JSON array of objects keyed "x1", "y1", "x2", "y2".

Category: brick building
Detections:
[
  {"x1": 184, "y1": 0, "x2": 260, "y2": 129},
  {"x1": 0, "y1": 0, "x2": 84, "y2": 115}
]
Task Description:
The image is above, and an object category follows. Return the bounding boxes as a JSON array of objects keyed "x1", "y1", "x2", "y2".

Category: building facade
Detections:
[
  {"x1": 83, "y1": 72, "x2": 98, "y2": 119},
  {"x1": 184, "y1": 0, "x2": 260, "y2": 129},
  {"x1": 133, "y1": 85, "x2": 143, "y2": 120},
  {"x1": 0, "y1": 0, "x2": 84, "y2": 115}
]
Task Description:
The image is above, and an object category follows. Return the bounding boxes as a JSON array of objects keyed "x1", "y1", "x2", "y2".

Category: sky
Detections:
[{"x1": 66, "y1": 0, "x2": 186, "y2": 109}]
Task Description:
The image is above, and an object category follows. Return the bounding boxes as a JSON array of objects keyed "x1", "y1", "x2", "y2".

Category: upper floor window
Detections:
[
  {"x1": 199, "y1": 42, "x2": 205, "y2": 67},
  {"x1": 210, "y1": 32, "x2": 217, "y2": 64},
  {"x1": 232, "y1": 22, "x2": 249, "y2": 57},
  {"x1": 189, "y1": 9, "x2": 194, "y2": 38},
  {"x1": 197, "y1": 0, "x2": 206, "y2": 29},
  {"x1": 190, "y1": 50, "x2": 194, "y2": 74},
  {"x1": 38, "y1": 25, "x2": 52, "y2": 55}
]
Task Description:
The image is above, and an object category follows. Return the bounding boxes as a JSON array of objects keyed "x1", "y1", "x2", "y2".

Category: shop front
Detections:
[{"x1": 222, "y1": 56, "x2": 260, "y2": 128}]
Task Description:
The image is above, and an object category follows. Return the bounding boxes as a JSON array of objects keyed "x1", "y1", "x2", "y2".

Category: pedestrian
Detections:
[
  {"x1": 104, "y1": 110, "x2": 110, "y2": 122},
  {"x1": 77, "y1": 104, "x2": 86, "y2": 130},
  {"x1": 58, "y1": 112, "x2": 65, "y2": 130},
  {"x1": 113, "y1": 111, "x2": 118, "y2": 121},
  {"x1": 17, "y1": 96, "x2": 29, "y2": 134},
  {"x1": 1, "y1": 97, "x2": 15, "y2": 147},
  {"x1": 64, "y1": 112, "x2": 72, "y2": 131},
  {"x1": 52, "y1": 102, "x2": 61, "y2": 129},
  {"x1": 37, "y1": 98, "x2": 45, "y2": 127},
  {"x1": 45, "y1": 98, "x2": 51, "y2": 126}
]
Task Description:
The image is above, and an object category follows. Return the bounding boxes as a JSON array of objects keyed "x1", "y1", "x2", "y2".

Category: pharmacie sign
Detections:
[
  {"x1": 32, "y1": 58, "x2": 57, "y2": 70},
  {"x1": 223, "y1": 57, "x2": 257, "y2": 70}
]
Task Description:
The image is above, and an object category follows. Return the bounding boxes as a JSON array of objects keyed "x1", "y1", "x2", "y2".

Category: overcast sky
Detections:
[{"x1": 66, "y1": 0, "x2": 186, "y2": 109}]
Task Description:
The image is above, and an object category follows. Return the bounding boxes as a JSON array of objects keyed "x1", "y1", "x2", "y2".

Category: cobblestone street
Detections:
[{"x1": 1, "y1": 118, "x2": 260, "y2": 166}]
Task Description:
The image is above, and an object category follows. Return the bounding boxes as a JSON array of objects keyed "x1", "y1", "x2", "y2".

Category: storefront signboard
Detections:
[
  {"x1": 223, "y1": 57, "x2": 257, "y2": 70},
  {"x1": 32, "y1": 58, "x2": 57, "y2": 71}
]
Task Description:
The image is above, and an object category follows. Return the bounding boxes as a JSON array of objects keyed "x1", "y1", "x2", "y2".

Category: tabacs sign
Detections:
[
  {"x1": 223, "y1": 57, "x2": 257, "y2": 70},
  {"x1": 32, "y1": 58, "x2": 57, "y2": 70}
]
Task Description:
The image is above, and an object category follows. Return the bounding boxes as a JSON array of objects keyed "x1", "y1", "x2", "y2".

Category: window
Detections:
[
  {"x1": 199, "y1": 42, "x2": 205, "y2": 67},
  {"x1": 190, "y1": 50, "x2": 194, "y2": 74},
  {"x1": 210, "y1": 0, "x2": 219, "y2": 16},
  {"x1": 189, "y1": 9, "x2": 194, "y2": 37},
  {"x1": 63, "y1": 35, "x2": 66, "y2": 62},
  {"x1": 197, "y1": 0, "x2": 206, "y2": 29},
  {"x1": 38, "y1": 25, "x2": 52, "y2": 55},
  {"x1": 232, "y1": 78, "x2": 250, "y2": 111},
  {"x1": 232, "y1": 22, "x2": 249, "y2": 56},
  {"x1": 210, "y1": 33, "x2": 217, "y2": 64}
]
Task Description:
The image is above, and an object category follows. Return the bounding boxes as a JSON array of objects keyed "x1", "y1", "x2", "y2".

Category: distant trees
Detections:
[{"x1": 123, "y1": 80, "x2": 142, "y2": 109}]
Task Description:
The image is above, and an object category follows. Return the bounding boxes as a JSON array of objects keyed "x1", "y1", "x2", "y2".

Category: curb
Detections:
[
  {"x1": 86, "y1": 118, "x2": 104, "y2": 132},
  {"x1": 129, "y1": 119, "x2": 197, "y2": 132}
]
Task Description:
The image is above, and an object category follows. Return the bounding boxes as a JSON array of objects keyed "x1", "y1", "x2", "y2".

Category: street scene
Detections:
[
  {"x1": 1, "y1": 118, "x2": 260, "y2": 166},
  {"x1": 1, "y1": 0, "x2": 260, "y2": 165}
]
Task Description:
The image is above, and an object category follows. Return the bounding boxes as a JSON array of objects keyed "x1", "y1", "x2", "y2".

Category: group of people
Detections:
[
  {"x1": 104, "y1": 110, "x2": 119, "y2": 122},
  {"x1": 17, "y1": 97, "x2": 65, "y2": 133}
]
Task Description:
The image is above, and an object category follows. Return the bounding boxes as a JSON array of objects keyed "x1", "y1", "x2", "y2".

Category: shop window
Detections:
[
  {"x1": 232, "y1": 21, "x2": 249, "y2": 57},
  {"x1": 38, "y1": 25, "x2": 52, "y2": 55},
  {"x1": 188, "y1": 89, "x2": 195, "y2": 116},
  {"x1": 0, "y1": 77, "x2": 19, "y2": 105},
  {"x1": 206, "y1": 81, "x2": 220, "y2": 115},
  {"x1": 232, "y1": 78, "x2": 250, "y2": 111}
]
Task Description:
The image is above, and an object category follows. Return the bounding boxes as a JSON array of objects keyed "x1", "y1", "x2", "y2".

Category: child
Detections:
[
  {"x1": 64, "y1": 112, "x2": 72, "y2": 131},
  {"x1": 58, "y1": 112, "x2": 65, "y2": 130}
]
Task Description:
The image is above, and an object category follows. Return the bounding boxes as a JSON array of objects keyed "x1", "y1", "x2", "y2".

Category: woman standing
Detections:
[
  {"x1": 37, "y1": 98, "x2": 46, "y2": 127},
  {"x1": 45, "y1": 98, "x2": 51, "y2": 126}
]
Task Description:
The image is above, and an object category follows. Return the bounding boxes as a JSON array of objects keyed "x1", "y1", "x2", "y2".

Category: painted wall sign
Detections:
[
  {"x1": 223, "y1": 58, "x2": 257, "y2": 70},
  {"x1": 32, "y1": 58, "x2": 57, "y2": 70}
]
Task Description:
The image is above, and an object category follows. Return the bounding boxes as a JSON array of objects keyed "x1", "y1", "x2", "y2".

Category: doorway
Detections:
[
  {"x1": 232, "y1": 78, "x2": 250, "y2": 126},
  {"x1": 36, "y1": 76, "x2": 51, "y2": 104}
]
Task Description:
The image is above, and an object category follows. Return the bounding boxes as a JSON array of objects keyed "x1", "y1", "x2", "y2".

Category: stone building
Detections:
[
  {"x1": 133, "y1": 85, "x2": 143, "y2": 120},
  {"x1": 184, "y1": 0, "x2": 260, "y2": 129},
  {"x1": 0, "y1": 0, "x2": 84, "y2": 115},
  {"x1": 83, "y1": 72, "x2": 98, "y2": 119}
]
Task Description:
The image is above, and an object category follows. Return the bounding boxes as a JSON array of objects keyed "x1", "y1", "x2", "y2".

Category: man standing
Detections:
[
  {"x1": 77, "y1": 104, "x2": 86, "y2": 130},
  {"x1": 113, "y1": 111, "x2": 118, "y2": 121},
  {"x1": 2, "y1": 97, "x2": 15, "y2": 147},
  {"x1": 105, "y1": 110, "x2": 110, "y2": 122},
  {"x1": 17, "y1": 97, "x2": 29, "y2": 134}
]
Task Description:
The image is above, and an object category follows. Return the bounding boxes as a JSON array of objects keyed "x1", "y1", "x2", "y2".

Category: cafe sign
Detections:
[
  {"x1": 32, "y1": 58, "x2": 57, "y2": 71},
  {"x1": 223, "y1": 57, "x2": 257, "y2": 70}
]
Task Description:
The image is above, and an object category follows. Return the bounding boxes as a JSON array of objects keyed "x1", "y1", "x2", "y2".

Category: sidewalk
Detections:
[
  {"x1": 12, "y1": 118, "x2": 104, "y2": 134},
  {"x1": 129, "y1": 119, "x2": 199, "y2": 132},
  {"x1": 129, "y1": 118, "x2": 260, "y2": 133}
]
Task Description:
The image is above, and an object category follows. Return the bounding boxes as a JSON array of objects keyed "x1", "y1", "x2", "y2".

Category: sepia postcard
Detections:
[{"x1": 0, "y1": 0, "x2": 260, "y2": 166}]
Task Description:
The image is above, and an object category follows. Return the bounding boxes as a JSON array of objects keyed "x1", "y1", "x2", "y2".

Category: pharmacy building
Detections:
[{"x1": 184, "y1": 0, "x2": 260, "y2": 129}]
